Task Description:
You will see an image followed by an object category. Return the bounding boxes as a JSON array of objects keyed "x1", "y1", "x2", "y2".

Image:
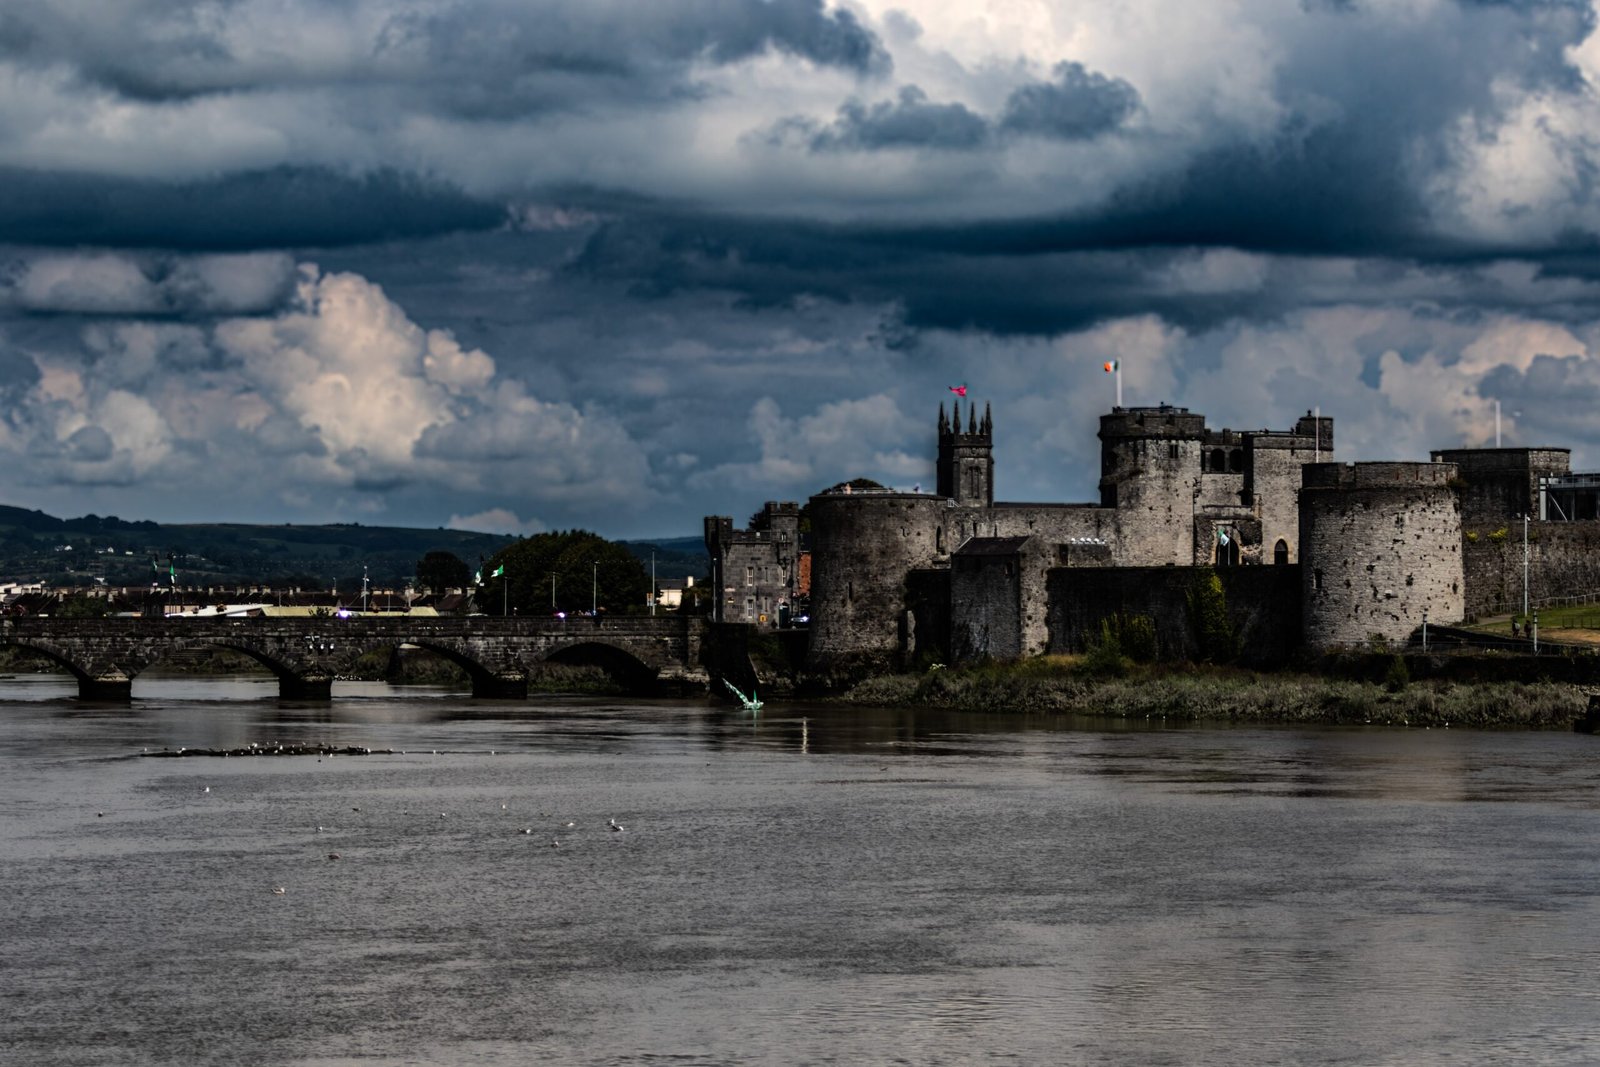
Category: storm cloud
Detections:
[{"x1": 6, "y1": 0, "x2": 1600, "y2": 537}]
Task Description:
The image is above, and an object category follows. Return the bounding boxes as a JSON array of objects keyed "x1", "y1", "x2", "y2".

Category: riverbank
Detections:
[{"x1": 836, "y1": 657, "x2": 1592, "y2": 729}]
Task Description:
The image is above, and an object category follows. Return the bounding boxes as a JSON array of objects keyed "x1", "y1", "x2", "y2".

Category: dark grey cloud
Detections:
[
  {"x1": 1, "y1": 0, "x2": 887, "y2": 114},
  {"x1": 802, "y1": 86, "x2": 991, "y2": 151},
  {"x1": 65, "y1": 425, "x2": 113, "y2": 463},
  {"x1": 999, "y1": 61, "x2": 1140, "y2": 141},
  {"x1": 776, "y1": 64, "x2": 1138, "y2": 153},
  {"x1": 0, "y1": 167, "x2": 503, "y2": 251}
]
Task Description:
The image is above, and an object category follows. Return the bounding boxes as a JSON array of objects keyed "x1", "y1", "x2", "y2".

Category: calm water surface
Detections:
[{"x1": 4, "y1": 673, "x2": 1600, "y2": 1065}]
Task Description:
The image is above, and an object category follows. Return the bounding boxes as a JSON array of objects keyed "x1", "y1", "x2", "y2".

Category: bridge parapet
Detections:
[{"x1": 0, "y1": 615, "x2": 710, "y2": 701}]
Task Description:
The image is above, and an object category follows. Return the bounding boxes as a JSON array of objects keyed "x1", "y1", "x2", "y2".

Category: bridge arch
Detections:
[
  {"x1": 401, "y1": 638, "x2": 527, "y2": 699},
  {"x1": 0, "y1": 639, "x2": 108, "y2": 695},
  {"x1": 533, "y1": 639, "x2": 661, "y2": 694}
]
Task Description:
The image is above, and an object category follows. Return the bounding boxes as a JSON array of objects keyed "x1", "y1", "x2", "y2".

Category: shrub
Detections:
[
  {"x1": 1186, "y1": 570, "x2": 1239, "y2": 663},
  {"x1": 1383, "y1": 654, "x2": 1410, "y2": 693},
  {"x1": 1117, "y1": 613, "x2": 1159, "y2": 663},
  {"x1": 1079, "y1": 620, "x2": 1129, "y2": 678}
]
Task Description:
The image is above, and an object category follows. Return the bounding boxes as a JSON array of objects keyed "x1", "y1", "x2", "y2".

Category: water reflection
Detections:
[{"x1": 5, "y1": 677, "x2": 1600, "y2": 1065}]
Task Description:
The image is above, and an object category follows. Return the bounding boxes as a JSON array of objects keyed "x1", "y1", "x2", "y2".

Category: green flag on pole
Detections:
[{"x1": 491, "y1": 565, "x2": 505, "y2": 578}]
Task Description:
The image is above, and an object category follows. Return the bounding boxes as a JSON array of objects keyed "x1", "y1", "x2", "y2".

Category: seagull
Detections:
[
  {"x1": 272, "y1": 887, "x2": 286, "y2": 895},
  {"x1": 564, "y1": 821, "x2": 575, "y2": 829},
  {"x1": 327, "y1": 853, "x2": 341, "y2": 860},
  {"x1": 521, "y1": 828, "x2": 532, "y2": 835},
  {"x1": 609, "y1": 819, "x2": 625, "y2": 833},
  {"x1": 203, "y1": 786, "x2": 210, "y2": 793},
  {"x1": 549, "y1": 839, "x2": 560, "y2": 849},
  {"x1": 97, "y1": 811, "x2": 104, "y2": 818}
]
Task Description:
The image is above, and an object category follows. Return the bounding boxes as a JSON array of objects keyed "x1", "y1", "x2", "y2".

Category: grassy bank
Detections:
[{"x1": 838, "y1": 656, "x2": 1590, "y2": 729}]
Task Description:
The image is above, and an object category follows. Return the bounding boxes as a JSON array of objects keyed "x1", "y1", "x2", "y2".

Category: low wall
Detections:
[{"x1": 1047, "y1": 566, "x2": 1302, "y2": 666}]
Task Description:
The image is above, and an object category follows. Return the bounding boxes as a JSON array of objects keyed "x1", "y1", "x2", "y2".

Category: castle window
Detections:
[
  {"x1": 1210, "y1": 448, "x2": 1225, "y2": 471},
  {"x1": 1314, "y1": 570, "x2": 1324, "y2": 591},
  {"x1": 936, "y1": 526, "x2": 944, "y2": 552},
  {"x1": 1168, "y1": 443, "x2": 1179, "y2": 460},
  {"x1": 1230, "y1": 449, "x2": 1244, "y2": 473},
  {"x1": 1274, "y1": 539, "x2": 1289, "y2": 565}
]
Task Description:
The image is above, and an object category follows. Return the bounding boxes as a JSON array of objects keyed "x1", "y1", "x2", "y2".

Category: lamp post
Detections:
[
  {"x1": 1523, "y1": 513, "x2": 1530, "y2": 622},
  {"x1": 650, "y1": 551, "x2": 656, "y2": 617},
  {"x1": 550, "y1": 573, "x2": 556, "y2": 611},
  {"x1": 592, "y1": 562, "x2": 598, "y2": 617}
]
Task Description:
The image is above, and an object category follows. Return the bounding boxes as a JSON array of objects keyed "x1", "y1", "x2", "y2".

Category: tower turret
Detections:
[{"x1": 937, "y1": 401, "x2": 994, "y2": 506}]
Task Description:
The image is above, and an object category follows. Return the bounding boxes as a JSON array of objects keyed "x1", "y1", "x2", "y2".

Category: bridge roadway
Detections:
[{"x1": 0, "y1": 615, "x2": 713, "y2": 701}]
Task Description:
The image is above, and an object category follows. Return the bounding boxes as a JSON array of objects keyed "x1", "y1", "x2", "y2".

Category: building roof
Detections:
[{"x1": 953, "y1": 536, "x2": 1034, "y2": 557}]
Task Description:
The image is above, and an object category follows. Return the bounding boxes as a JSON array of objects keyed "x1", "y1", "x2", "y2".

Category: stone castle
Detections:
[{"x1": 708, "y1": 400, "x2": 1600, "y2": 674}]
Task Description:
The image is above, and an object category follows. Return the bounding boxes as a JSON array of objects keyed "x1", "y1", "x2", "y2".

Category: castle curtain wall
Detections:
[{"x1": 1046, "y1": 566, "x2": 1303, "y2": 666}]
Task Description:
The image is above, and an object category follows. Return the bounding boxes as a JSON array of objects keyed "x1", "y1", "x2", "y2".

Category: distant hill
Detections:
[
  {"x1": 620, "y1": 536, "x2": 709, "y2": 581},
  {"x1": 0, "y1": 503, "x2": 713, "y2": 591},
  {"x1": 0, "y1": 508, "x2": 517, "y2": 590}
]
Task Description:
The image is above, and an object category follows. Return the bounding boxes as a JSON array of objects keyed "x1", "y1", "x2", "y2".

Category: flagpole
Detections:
[{"x1": 1116, "y1": 364, "x2": 1122, "y2": 408}]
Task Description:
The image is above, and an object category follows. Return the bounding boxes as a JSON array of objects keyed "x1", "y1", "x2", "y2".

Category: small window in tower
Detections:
[
  {"x1": 936, "y1": 526, "x2": 944, "y2": 552},
  {"x1": 1230, "y1": 449, "x2": 1244, "y2": 473},
  {"x1": 1168, "y1": 443, "x2": 1179, "y2": 460},
  {"x1": 1210, "y1": 448, "x2": 1225, "y2": 471},
  {"x1": 1314, "y1": 569, "x2": 1324, "y2": 591},
  {"x1": 1274, "y1": 539, "x2": 1289, "y2": 565}
]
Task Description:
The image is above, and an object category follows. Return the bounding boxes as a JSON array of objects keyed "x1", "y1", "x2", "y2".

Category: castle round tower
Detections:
[
  {"x1": 1300, "y1": 462, "x2": 1463, "y2": 650},
  {"x1": 805, "y1": 491, "x2": 951, "y2": 677}
]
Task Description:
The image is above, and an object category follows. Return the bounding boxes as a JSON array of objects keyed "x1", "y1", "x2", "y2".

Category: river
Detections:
[{"x1": 3, "y1": 673, "x2": 1600, "y2": 1065}]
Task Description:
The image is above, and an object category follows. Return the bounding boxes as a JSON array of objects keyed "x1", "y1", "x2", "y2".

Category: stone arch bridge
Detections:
[{"x1": 0, "y1": 615, "x2": 714, "y2": 701}]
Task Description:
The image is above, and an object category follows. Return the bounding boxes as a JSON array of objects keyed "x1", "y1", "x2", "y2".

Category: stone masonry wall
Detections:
[
  {"x1": 1300, "y1": 463, "x2": 1464, "y2": 650},
  {"x1": 1046, "y1": 566, "x2": 1302, "y2": 666},
  {"x1": 1461, "y1": 521, "x2": 1600, "y2": 617},
  {"x1": 805, "y1": 493, "x2": 950, "y2": 674}
]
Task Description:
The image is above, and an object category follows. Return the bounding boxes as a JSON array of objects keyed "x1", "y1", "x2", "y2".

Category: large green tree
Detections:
[
  {"x1": 481, "y1": 531, "x2": 648, "y2": 616},
  {"x1": 415, "y1": 550, "x2": 470, "y2": 596}
]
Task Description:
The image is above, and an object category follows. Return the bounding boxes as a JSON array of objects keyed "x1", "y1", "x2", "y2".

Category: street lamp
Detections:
[
  {"x1": 592, "y1": 562, "x2": 598, "y2": 617},
  {"x1": 1523, "y1": 513, "x2": 1530, "y2": 621}
]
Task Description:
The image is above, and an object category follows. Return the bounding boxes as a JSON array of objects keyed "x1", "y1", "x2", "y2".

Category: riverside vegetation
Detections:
[{"x1": 839, "y1": 655, "x2": 1589, "y2": 729}]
